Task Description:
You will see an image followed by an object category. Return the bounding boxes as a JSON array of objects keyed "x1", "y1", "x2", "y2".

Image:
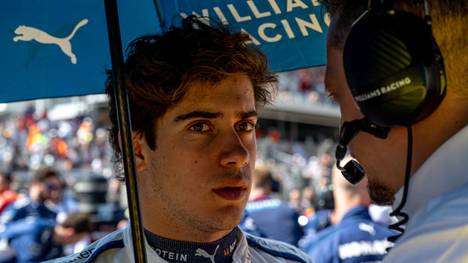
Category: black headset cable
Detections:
[{"x1": 387, "y1": 125, "x2": 413, "y2": 243}]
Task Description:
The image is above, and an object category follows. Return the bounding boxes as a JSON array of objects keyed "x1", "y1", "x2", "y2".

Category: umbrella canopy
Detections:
[{"x1": 0, "y1": 0, "x2": 328, "y2": 103}]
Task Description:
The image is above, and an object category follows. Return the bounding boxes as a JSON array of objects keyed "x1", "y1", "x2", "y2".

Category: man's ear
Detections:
[{"x1": 133, "y1": 132, "x2": 146, "y2": 172}]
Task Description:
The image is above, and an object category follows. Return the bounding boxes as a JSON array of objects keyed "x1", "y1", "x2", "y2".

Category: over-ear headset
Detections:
[
  {"x1": 334, "y1": 0, "x2": 447, "y2": 242},
  {"x1": 335, "y1": 0, "x2": 446, "y2": 185}
]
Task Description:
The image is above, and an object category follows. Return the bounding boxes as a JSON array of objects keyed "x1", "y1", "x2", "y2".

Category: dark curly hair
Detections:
[{"x1": 106, "y1": 16, "x2": 277, "y2": 179}]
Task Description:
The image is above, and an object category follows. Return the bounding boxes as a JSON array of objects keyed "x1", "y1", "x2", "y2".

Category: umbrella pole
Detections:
[
  {"x1": 104, "y1": 1, "x2": 147, "y2": 263},
  {"x1": 152, "y1": 0, "x2": 165, "y2": 28}
]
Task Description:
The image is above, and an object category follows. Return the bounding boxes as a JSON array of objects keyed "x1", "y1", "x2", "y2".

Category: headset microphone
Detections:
[{"x1": 335, "y1": 118, "x2": 390, "y2": 184}]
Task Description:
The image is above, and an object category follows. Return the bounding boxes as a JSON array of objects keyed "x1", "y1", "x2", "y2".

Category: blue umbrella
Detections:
[
  {"x1": 0, "y1": 1, "x2": 329, "y2": 262},
  {"x1": 1, "y1": 0, "x2": 328, "y2": 102}
]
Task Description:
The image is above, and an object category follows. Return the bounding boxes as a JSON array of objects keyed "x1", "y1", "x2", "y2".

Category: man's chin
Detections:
[{"x1": 368, "y1": 180, "x2": 395, "y2": 205}]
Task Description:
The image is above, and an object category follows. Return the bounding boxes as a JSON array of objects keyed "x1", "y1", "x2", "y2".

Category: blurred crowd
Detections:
[
  {"x1": 0, "y1": 104, "x2": 113, "y2": 175},
  {"x1": 0, "y1": 105, "x2": 128, "y2": 262},
  {"x1": 0, "y1": 71, "x2": 392, "y2": 262},
  {"x1": 276, "y1": 67, "x2": 334, "y2": 106}
]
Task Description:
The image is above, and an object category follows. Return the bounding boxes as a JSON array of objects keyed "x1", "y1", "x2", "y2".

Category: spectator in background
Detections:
[
  {"x1": 300, "y1": 158, "x2": 394, "y2": 263},
  {"x1": 0, "y1": 172, "x2": 18, "y2": 215},
  {"x1": 1, "y1": 167, "x2": 58, "y2": 225},
  {"x1": 243, "y1": 165, "x2": 304, "y2": 246},
  {"x1": 43, "y1": 174, "x2": 78, "y2": 224},
  {"x1": 300, "y1": 186, "x2": 317, "y2": 218},
  {"x1": 288, "y1": 188, "x2": 302, "y2": 211},
  {"x1": 0, "y1": 212, "x2": 91, "y2": 263},
  {"x1": 314, "y1": 175, "x2": 334, "y2": 212}
]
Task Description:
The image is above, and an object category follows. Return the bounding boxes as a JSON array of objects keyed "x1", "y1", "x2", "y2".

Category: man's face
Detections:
[
  {"x1": 31, "y1": 176, "x2": 63, "y2": 202},
  {"x1": 44, "y1": 177, "x2": 64, "y2": 203},
  {"x1": 325, "y1": 41, "x2": 406, "y2": 205},
  {"x1": 136, "y1": 73, "x2": 257, "y2": 241}
]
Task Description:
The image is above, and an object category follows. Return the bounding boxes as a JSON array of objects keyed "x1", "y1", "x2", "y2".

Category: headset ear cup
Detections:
[
  {"x1": 415, "y1": 38, "x2": 447, "y2": 120},
  {"x1": 343, "y1": 10, "x2": 446, "y2": 127}
]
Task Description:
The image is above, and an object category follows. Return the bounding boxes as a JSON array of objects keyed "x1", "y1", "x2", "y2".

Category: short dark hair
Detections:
[
  {"x1": 61, "y1": 212, "x2": 92, "y2": 234},
  {"x1": 31, "y1": 167, "x2": 61, "y2": 184},
  {"x1": 106, "y1": 16, "x2": 277, "y2": 179}
]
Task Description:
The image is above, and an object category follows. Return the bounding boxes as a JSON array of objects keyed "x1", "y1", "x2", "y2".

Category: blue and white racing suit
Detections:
[{"x1": 46, "y1": 226, "x2": 313, "y2": 263}]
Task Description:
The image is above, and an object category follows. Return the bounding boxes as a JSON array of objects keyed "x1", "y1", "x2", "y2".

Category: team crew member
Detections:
[
  {"x1": 1, "y1": 167, "x2": 60, "y2": 225},
  {"x1": 300, "y1": 158, "x2": 394, "y2": 262},
  {"x1": 243, "y1": 165, "x2": 304, "y2": 246},
  {"x1": 47, "y1": 16, "x2": 312, "y2": 263},
  {"x1": 321, "y1": 1, "x2": 468, "y2": 262},
  {"x1": 0, "y1": 212, "x2": 91, "y2": 263}
]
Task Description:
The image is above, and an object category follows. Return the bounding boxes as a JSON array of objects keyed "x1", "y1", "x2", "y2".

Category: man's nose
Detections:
[{"x1": 219, "y1": 130, "x2": 250, "y2": 168}]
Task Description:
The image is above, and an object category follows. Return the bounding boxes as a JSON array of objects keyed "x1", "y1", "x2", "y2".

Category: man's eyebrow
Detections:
[
  {"x1": 239, "y1": 110, "x2": 257, "y2": 119},
  {"x1": 173, "y1": 111, "x2": 223, "y2": 122},
  {"x1": 173, "y1": 110, "x2": 257, "y2": 122}
]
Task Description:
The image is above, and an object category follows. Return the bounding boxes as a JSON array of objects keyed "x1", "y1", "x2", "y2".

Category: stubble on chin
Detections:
[{"x1": 367, "y1": 179, "x2": 395, "y2": 206}]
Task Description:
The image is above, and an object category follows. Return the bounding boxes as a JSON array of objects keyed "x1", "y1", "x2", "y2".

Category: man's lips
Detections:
[{"x1": 213, "y1": 187, "x2": 247, "y2": 201}]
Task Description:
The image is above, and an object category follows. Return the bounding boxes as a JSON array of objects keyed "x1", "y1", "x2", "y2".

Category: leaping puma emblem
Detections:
[
  {"x1": 13, "y1": 19, "x2": 89, "y2": 64},
  {"x1": 359, "y1": 223, "x2": 376, "y2": 236},
  {"x1": 195, "y1": 245, "x2": 219, "y2": 263}
]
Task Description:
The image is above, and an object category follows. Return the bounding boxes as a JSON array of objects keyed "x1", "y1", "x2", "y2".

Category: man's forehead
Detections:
[
  {"x1": 184, "y1": 75, "x2": 253, "y2": 100},
  {"x1": 164, "y1": 76, "x2": 256, "y2": 119}
]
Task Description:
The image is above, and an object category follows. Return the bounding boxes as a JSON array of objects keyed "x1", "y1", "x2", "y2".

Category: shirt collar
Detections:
[
  {"x1": 341, "y1": 205, "x2": 370, "y2": 222},
  {"x1": 393, "y1": 125, "x2": 468, "y2": 219}
]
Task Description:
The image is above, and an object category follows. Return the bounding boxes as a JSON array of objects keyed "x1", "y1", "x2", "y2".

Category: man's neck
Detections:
[
  {"x1": 333, "y1": 196, "x2": 363, "y2": 224},
  {"x1": 145, "y1": 227, "x2": 241, "y2": 263},
  {"x1": 411, "y1": 93, "x2": 468, "y2": 177}
]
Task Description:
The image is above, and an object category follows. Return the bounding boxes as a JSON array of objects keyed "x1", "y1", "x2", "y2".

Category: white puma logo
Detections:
[
  {"x1": 359, "y1": 223, "x2": 376, "y2": 236},
  {"x1": 13, "y1": 19, "x2": 89, "y2": 64},
  {"x1": 195, "y1": 245, "x2": 219, "y2": 263}
]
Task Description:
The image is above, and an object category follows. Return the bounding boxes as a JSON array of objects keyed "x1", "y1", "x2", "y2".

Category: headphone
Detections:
[
  {"x1": 334, "y1": 0, "x2": 447, "y2": 242},
  {"x1": 335, "y1": 0, "x2": 447, "y2": 185}
]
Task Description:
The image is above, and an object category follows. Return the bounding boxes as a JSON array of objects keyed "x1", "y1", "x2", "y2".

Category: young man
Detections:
[
  {"x1": 321, "y1": 1, "x2": 467, "y2": 262},
  {"x1": 49, "y1": 16, "x2": 312, "y2": 263}
]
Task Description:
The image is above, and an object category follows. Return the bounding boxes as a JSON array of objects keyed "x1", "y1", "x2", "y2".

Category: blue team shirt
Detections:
[
  {"x1": 0, "y1": 198, "x2": 56, "y2": 225},
  {"x1": 244, "y1": 196, "x2": 304, "y2": 246},
  {"x1": 0, "y1": 217, "x2": 63, "y2": 263},
  {"x1": 300, "y1": 205, "x2": 394, "y2": 263},
  {"x1": 303, "y1": 209, "x2": 332, "y2": 237}
]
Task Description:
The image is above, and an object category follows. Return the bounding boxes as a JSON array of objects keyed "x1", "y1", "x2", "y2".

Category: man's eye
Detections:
[
  {"x1": 236, "y1": 121, "x2": 256, "y2": 132},
  {"x1": 189, "y1": 123, "x2": 211, "y2": 133}
]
